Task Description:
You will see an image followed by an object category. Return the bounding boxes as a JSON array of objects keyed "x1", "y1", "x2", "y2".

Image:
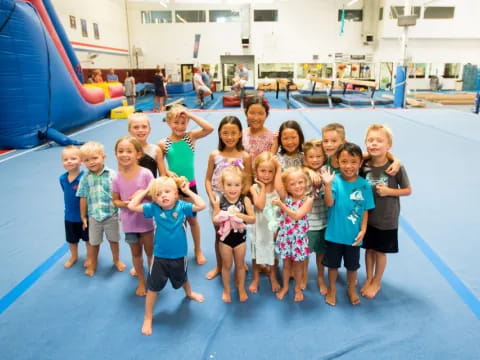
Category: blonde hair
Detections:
[
  {"x1": 281, "y1": 166, "x2": 310, "y2": 196},
  {"x1": 220, "y1": 166, "x2": 245, "y2": 188},
  {"x1": 253, "y1": 151, "x2": 276, "y2": 173},
  {"x1": 114, "y1": 136, "x2": 143, "y2": 154},
  {"x1": 302, "y1": 139, "x2": 325, "y2": 157},
  {"x1": 322, "y1": 123, "x2": 345, "y2": 141},
  {"x1": 127, "y1": 113, "x2": 150, "y2": 130},
  {"x1": 80, "y1": 141, "x2": 104, "y2": 157},
  {"x1": 148, "y1": 176, "x2": 187, "y2": 198},
  {"x1": 165, "y1": 104, "x2": 187, "y2": 123},
  {"x1": 365, "y1": 123, "x2": 393, "y2": 145},
  {"x1": 61, "y1": 145, "x2": 81, "y2": 158}
]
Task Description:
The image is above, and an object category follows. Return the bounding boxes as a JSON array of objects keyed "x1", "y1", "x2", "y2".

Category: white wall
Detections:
[{"x1": 52, "y1": 0, "x2": 130, "y2": 69}]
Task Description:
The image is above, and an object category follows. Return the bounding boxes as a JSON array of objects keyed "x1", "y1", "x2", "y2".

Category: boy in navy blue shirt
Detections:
[
  {"x1": 320, "y1": 143, "x2": 375, "y2": 306},
  {"x1": 60, "y1": 146, "x2": 89, "y2": 268}
]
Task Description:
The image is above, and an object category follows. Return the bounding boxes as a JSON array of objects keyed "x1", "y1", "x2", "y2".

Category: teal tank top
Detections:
[{"x1": 165, "y1": 134, "x2": 195, "y2": 181}]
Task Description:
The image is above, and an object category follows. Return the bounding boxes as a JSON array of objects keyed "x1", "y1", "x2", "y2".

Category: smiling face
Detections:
[
  {"x1": 255, "y1": 161, "x2": 275, "y2": 185},
  {"x1": 82, "y1": 151, "x2": 105, "y2": 175},
  {"x1": 222, "y1": 173, "x2": 243, "y2": 202},
  {"x1": 152, "y1": 183, "x2": 178, "y2": 209},
  {"x1": 365, "y1": 129, "x2": 391, "y2": 160},
  {"x1": 128, "y1": 117, "x2": 151, "y2": 144},
  {"x1": 168, "y1": 112, "x2": 189, "y2": 139},
  {"x1": 246, "y1": 103, "x2": 267, "y2": 131},
  {"x1": 285, "y1": 170, "x2": 308, "y2": 199},
  {"x1": 322, "y1": 130, "x2": 344, "y2": 157},
  {"x1": 280, "y1": 128, "x2": 300, "y2": 155},
  {"x1": 304, "y1": 147, "x2": 326, "y2": 171},
  {"x1": 115, "y1": 140, "x2": 141, "y2": 168},
  {"x1": 338, "y1": 150, "x2": 362, "y2": 182},
  {"x1": 62, "y1": 148, "x2": 82, "y2": 173},
  {"x1": 219, "y1": 123, "x2": 242, "y2": 150}
]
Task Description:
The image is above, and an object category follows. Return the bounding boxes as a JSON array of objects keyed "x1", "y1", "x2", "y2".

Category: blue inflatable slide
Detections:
[{"x1": 0, "y1": 0, "x2": 123, "y2": 149}]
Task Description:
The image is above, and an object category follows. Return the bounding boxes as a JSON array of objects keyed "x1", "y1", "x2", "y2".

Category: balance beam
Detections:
[
  {"x1": 165, "y1": 97, "x2": 185, "y2": 110},
  {"x1": 338, "y1": 78, "x2": 378, "y2": 89}
]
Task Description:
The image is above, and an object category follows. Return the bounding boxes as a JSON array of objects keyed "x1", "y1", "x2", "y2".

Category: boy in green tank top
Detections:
[{"x1": 158, "y1": 105, "x2": 214, "y2": 265}]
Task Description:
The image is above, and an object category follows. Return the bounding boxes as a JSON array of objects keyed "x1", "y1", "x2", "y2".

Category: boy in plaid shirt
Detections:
[{"x1": 77, "y1": 142, "x2": 126, "y2": 276}]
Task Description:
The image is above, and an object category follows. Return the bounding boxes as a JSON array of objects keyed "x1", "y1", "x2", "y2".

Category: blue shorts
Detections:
[{"x1": 322, "y1": 241, "x2": 360, "y2": 271}]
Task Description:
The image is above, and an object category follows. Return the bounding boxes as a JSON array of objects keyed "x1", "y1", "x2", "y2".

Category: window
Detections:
[
  {"x1": 151, "y1": 11, "x2": 172, "y2": 23},
  {"x1": 258, "y1": 63, "x2": 293, "y2": 79},
  {"x1": 379, "y1": 7, "x2": 383, "y2": 21},
  {"x1": 390, "y1": 6, "x2": 421, "y2": 19},
  {"x1": 297, "y1": 63, "x2": 333, "y2": 79},
  {"x1": 69, "y1": 15, "x2": 76, "y2": 29},
  {"x1": 443, "y1": 63, "x2": 460, "y2": 78},
  {"x1": 80, "y1": 19, "x2": 88, "y2": 37},
  {"x1": 141, "y1": 11, "x2": 151, "y2": 24},
  {"x1": 93, "y1": 23, "x2": 99, "y2": 40},
  {"x1": 175, "y1": 10, "x2": 206, "y2": 23},
  {"x1": 209, "y1": 10, "x2": 240, "y2": 23},
  {"x1": 408, "y1": 63, "x2": 426, "y2": 78},
  {"x1": 338, "y1": 9, "x2": 363, "y2": 22},
  {"x1": 424, "y1": 7, "x2": 455, "y2": 19},
  {"x1": 254, "y1": 10, "x2": 278, "y2": 22}
]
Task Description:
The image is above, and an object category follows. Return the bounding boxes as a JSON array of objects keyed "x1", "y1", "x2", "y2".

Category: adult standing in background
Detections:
[
  {"x1": 153, "y1": 66, "x2": 166, "y2": 112},
  {"x1": 201, "y1": 67, "x2": 213, "y2": 99},
  {"x1": 232, "y1": 64, "x2": 249, "y2": 97},
  {"x1": 124, "y1": 70, "x2": 136, "y2": 105},
  {"x1": 193, "y1": 67, "x2": 212, "y2": 101},
  {"x1": 107, "y1": 68, "x2": 118, "y2": 82}
]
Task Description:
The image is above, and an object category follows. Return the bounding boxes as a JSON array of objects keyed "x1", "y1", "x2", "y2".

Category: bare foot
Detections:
[
  {"x1": 248, "y1": 280, "x2": 258, "y2": 293},
  {"x1": 114, "y1": 261, "x2": 126, "y2": 272},
  {"x1": 222, "y1": 290, "x2": 231, "y2": 303},
  {"x1": 195, "y1": 252, "x2": 207, "y2": 265},
  {"x1": 186, "y1": 291, "x2": 204, "y2": 302},
  {"x1": 318, "y1": 280, "x2": 328, "y2": 296},
  {"x1": 205, "y1": 267, "x2": 220, "y2": 280},
  {"x1": 136, "y1": 285, "x2": 147, "y2": 297},
  {"x1": 325, "y1": 288, "x2": 336, "y2": 306},
  {"x1": 270, "y1": 278, "x2": 281, "y2": 293},
  {"x1": 83, "y1": 260, "x2": 91, "y2": 268},
  {"x1": 300, "y1": 281, "x2": 307, "y2": 291},
  {"x1": 276, "y1": 288, "x2": 288, "y2": 300},
  {"x1": 347, "y1": 288, "x2": 361, "y2": 306},
  {"x1": 239, "y1": 290, "x2": 248, "y2": 302},
  {"x1": 360, "y1": 279, "x2": 372, "y2": 296},
  {"x1": 363, "y1": 282, "x2": 381, "y2": 299},
  {"x1": 294, "y1": 290, "x2": 304, "y2": 302},
  {"x1": 85, "y1": 267, "x2": 95, "y2": 277},
  {"x1": 130, "y1": 267, "x2": 137, "y2": 277},
  {"x1": 64, "y1": 256, "x2": 77, "y2": 268},
  {"x1": 141, "y1": 317, "x2": 153, "y2": 336}
]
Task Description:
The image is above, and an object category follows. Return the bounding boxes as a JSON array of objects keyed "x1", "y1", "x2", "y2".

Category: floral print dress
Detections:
[{"x1": 275, "y1": 196, "x2": 310, "y2": 262}]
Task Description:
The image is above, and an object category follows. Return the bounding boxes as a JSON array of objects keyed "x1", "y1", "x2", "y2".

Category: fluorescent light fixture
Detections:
[
  {"x1": 176, "y1": 14, "x2": 187, "y2": 23},
  {"x1": 347, "y1": 0, "x2": 359, "y2": 6}
]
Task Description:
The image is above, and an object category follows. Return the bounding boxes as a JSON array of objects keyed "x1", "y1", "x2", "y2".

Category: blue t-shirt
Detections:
[
  {"x1": 106, "y1": 74, "x2": 118, "y2": 82},
  {"x1": 59, "y1": 171, "x2": 84, "y2": 222},
  {"x1": 325, "y1": 174, "x2": 375, "y2": 246},
  {"x1": 143, "y1": 200, "x2": 194, "y2": 259}
]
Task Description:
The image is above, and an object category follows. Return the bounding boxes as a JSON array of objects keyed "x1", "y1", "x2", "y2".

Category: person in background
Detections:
[
  {"x1": 124, "y1": 70, "x2": 136, "y2": 105},
  {"x1": 232, "y1": 64, "x2": 249, "y2": 97},
  {"x1": 107, "y1": 68, "x2": 119, "y2": 82},
  {"x1": 153, "y1": 66, "x2": 166, "y2": 112},
  {"x1": 193, "y1": 67, "x2": 212, "y2": 102},
  {"x1": 94, "y1": 69, "x2": 103, "y2": 83}
]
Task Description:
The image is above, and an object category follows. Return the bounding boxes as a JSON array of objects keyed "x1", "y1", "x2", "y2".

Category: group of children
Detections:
[{"x1": 59, "y1": 95, "x2": 411, "y2": 335}]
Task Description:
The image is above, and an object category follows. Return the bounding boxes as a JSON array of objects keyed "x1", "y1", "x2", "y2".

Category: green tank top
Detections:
[{"x1": 165, "y1": 134, "x2": 195, "y2": 181}]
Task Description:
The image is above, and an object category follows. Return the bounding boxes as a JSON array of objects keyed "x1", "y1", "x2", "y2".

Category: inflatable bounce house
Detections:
[{"x1": 0, "y1": 0, "x2": 124, "y2": 149}]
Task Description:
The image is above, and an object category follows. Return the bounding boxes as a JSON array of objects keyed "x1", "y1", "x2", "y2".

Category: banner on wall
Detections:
[{"x1": 193, "y1": 34, "x2": 201, "y2": 58}]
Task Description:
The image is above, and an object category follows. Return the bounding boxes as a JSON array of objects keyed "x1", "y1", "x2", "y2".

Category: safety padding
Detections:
[
  {"x1": 223, "y1": 94, "x2": 241, "y2": 107},
  {"x1": 110, "y1": 105, "x2": 135, "y2": 119},
  {"x1": 108, "y1": 84, "x2": 124, "y2": 98},
  {"x1": 166, "y1": 82, "x2": 194, "y2": 94}
]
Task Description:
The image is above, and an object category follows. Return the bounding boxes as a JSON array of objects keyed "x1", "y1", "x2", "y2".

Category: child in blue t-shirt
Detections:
[
  {"x1": 128, "y1": 176, "x2": 206, "y2": 336},
  {"x1": 59, "y1": 146, "x2": 89, "y2": 268},
  {"x1": 320, "y1": 142, "x2": 375, "y2": 307}
]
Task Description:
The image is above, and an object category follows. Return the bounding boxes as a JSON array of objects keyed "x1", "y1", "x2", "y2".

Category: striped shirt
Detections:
[
  {"x1": 308, "y1": 186, "x2": 328, "y2": 231},
  {"x1": 76, "y1": 167, "x2": 117, "y2": 221}
]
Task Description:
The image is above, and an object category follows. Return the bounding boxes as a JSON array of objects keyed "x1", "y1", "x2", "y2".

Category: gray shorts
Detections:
[
  {"x1": 125, "y1": 231, "x2": 153, "y2": 245},
  {"x1": 88, "y1": 214, "x2": 120, "y2": 246}
]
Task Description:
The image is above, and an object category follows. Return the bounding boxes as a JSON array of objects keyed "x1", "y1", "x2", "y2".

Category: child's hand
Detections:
[
  {"x1": 211, "y1": 196, "x2": 220, "y2": 210},
  {"x1": 254, "y1": 179, "x2": 266, "y2": 188},
  {"x1": 308, "y1": 170, "x2": 321, "y2": 187},
  {"x1": 81, "y1": 217, "x2": 88, "y2": 230},
  {"x1": 375, "y1": 184, "x2": 390, "y2": 197},
  {"x1": 386, "y1": 159, "x2": 401, "y2": 176},
  {"x1": 353, "y1": 230, "x2": 365, "y2": 246},
  {"x1": 271, "y1": 197, "x2": 282, "y2": 207},
  {"x1": 320, "y1": 166, "x2": 335, "y2": 185},
  {"x1": 178, "y1": 178, "x2": 189, "y2": 194}
]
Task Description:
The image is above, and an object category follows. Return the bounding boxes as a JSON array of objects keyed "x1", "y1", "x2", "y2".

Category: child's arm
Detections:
[
  {"x1": 80, "y1": 197, "x2": 88, "y2": 230},
  {"x1": 179, "y1": 181, "x2": 206, "y2": 212},
  {"x1": 112, "y1": 192, "x2": 128, "y2": 208},
  {"x1": 320, "y1": 166, "x2": 335, "y2": 207},
  {"x1": 204, "y1": 151, "x2": 217, "y2": 205},
  {"x1": 385, "y1": 152, "x2": 401, "y2": 176},
  {"x1": 305, "y1": 167, "x2": 321, "y2": 188},
  {"x1": 273, "y1": 157, "x2": 286, "y2": 200},
  {"x1": 211, "y1": 196, "x2": 222, "y2": 225},
  {"x1": 271, "y1": 196, "x2": 313, "y2": 221},
  {"x1": 250, "y1": 180, "x2": 266, "y2": 211},
  {"x1": 353, "y1": 210, "x2": 369, "y2": 246},
  {"x1": 157, "y1": 142, "x2": 176, "y2": 177},
  {"x1": 375, "y1": 184, "x2": 412, "y2": 197},
  {"x1": 187, "y1": 111, "x2": 214, "y2": 141},
  {"x1": 127, "y1": 188, "x2": 150, "y2": 213},
  {"x1": 242, "y1": 152, "x2": 253, "y2": 194},
  {"x1": 270, "y1": 136, "x2": 279, "y2": 155},
  {"x1": 235, "y1": 196, "x2": 256, "y2": 224}
]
